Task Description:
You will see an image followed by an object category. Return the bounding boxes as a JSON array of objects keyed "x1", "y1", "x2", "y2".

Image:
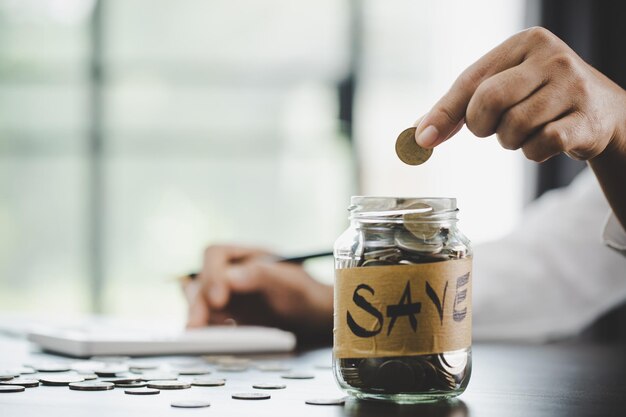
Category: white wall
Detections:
[{"x1": 356, "y1": 0, "x2": 527, "y2": 243}]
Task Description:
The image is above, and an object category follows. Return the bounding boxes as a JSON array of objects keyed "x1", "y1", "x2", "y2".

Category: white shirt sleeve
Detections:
[
  {"x1": 472, "y1": 169, "x2": 626, "y2": 342},
  {"x1": 603, "y1": 213, "x2": 626, "y2": 255}
]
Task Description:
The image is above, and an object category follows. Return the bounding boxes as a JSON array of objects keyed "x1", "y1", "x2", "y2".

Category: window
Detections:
[{"x1": 0, "y1": 0, "x2": 526, "y2": 321}]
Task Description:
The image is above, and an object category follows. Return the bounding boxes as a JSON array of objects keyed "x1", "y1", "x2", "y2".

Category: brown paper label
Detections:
[{"x1": 333, "y1": 258, "x2": 472, "y2": 358}]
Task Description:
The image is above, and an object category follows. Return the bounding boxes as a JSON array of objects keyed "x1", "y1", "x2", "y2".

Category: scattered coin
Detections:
[
  {"x1": 305, "y1": 397, "x2": 347, "y2": 406},
  {"x1": 170, "y1": 400, "x2": 211, "y2": 408},
  {"x1": 94, "y1": 366, "x2": 128, "y2": 377},
  {"x1": 78, "y1": 373, "x2": 98, "y2": 381},
  {"x1": 69, "y1": 381, "x2": 114, "y2": 391},
  {"x1": 252, "y1": 383, "x2": 286, "y2": 390},
  {"x1": 0, "y1": 385, "x2": 25, "y2": 393},
  {"x1": 100, "y1": 376, "x2": 142, "y2": 384},
  {"x1": 33, "y1": 364, "x2": 71, "y2": 373},
  {"x1": 0, "y1": 378, "x2": 40, "y2": 388},
  {"x1": 175, "y1": 367, "x2": 211, "y2": 375},
  {"x1": 395, "y1": 127, "x2": 433, "y2": 165},
  {"x1": 146, "y1": 380, "x2": 191, "y2": 390},
  {"x1": 124, "y1": 388, "x2": 160, "y2": 395},
  {"x1": 191, "y1": 378, "x2": 226, "y2": 387},
  {"x1": 281, "y1": 373, "x2": 315, "y2": 380},
  {"x1": 0, "y1": 374, "x2": 16, "y2": 381},
  {"x1": 39, "y1": 376, "x2": 85, "y2": 386},
  {"x1": 115, "y1": 382, "x2": 147, "y2": 388},
  {"x1": 232, "y1": 392, "x2": 271, "y2": 400}
]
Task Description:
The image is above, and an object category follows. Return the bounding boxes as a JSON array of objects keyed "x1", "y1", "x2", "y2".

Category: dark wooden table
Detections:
[{"x1": 1, "y1": 334, "x2": 624, "y2": 417}]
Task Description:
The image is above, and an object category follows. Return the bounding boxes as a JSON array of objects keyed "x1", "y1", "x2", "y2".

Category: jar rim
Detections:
[{"x1": 349, "y1": 196, "x2": 458, "y2": 222}]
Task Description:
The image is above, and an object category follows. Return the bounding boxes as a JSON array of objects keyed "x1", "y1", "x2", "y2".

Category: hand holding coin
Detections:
[{"x1": 395, "y1": 127, "x2": 433, "y2": 165}]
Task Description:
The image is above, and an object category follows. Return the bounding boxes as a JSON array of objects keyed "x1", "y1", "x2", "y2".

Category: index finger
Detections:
[{"x1": 415, "y1": 28, "x2": 537, "y2": 148}]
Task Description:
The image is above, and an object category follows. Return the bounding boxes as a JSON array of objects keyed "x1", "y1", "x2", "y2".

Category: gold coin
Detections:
[{"x1": 395, "y1": 127, "x2": 433, "y2": 165}]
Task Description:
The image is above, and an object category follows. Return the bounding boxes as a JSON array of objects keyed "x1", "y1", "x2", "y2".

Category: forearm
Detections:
[{"x1": 589, "y1": 122, "x2": 626, "y2": 230}]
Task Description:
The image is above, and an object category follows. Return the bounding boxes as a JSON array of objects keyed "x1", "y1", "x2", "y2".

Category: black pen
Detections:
[{"x1": 177, "y1": 251, "x2": 334, "y2": 282}]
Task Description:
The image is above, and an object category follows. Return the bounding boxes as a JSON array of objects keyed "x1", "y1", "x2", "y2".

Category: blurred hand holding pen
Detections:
[{"x1": 177, "y1": 248, "x2": 335, "y2": 344}]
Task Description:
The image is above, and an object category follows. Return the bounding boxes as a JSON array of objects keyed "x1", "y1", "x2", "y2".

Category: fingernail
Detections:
[
  {"x1": 416, "y1": 125, "x2": 439, "y2": 148},
  {"x1": 225, "y1": 266, "x2": 247, "y2": 284}
]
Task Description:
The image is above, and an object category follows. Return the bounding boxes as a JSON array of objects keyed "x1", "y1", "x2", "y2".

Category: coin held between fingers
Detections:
[{"x1": 395, "y1": 127, "x2": 433, "y2": 165}]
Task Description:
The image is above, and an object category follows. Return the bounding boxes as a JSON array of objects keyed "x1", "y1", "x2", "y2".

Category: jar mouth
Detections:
[{"x1": 349, "y1": 196, "x2": 458, "y2": 223}]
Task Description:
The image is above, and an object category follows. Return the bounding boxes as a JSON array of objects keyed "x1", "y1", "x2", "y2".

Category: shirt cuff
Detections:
[{"x1": 603, "y1": 212, "x2": 626, "y2": 255}]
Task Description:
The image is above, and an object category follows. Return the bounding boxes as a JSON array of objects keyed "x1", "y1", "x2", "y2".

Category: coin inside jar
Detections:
[{"x1": 395, "y1": 127, "x2": 433, "y2": 165}]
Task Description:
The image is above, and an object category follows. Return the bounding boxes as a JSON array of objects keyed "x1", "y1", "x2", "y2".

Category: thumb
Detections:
[
  {"x1": 184, "y1": 281, "x2": 210, "y2": 328},
  {"x1": 414, "y1": 110, "x2": 466, "y2": 149}
]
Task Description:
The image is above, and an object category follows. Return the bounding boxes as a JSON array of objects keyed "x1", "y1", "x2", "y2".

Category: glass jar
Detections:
[{"x1": 333, "y1": 197, "x2": 473, "y2": 403}]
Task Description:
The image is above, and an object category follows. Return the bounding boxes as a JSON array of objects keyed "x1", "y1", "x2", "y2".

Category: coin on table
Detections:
[
  {"x1": 100, "y1": 376, "x2": 142, "y2": 384},
  {"x1": 175, "y1": 367, "x2": 212, "y2": 376},
  {"x1": 39, "y1": 376, "x2": 85, "y2": 386},
  {"x1": 171, "y1": 400, "x2": 211, "y2": 408},
  {"x1": 232, "y1": 392, "x2": 271, "y2": 400},
  {"x1": 146, "y1": 380, "x2": 191, "y2": 390},
  {"x1": 0, "y1": 378, "x2": 40, "y2": 388},
  {"x1": 33, "y1": 364, "x2": 71, "y2": 373},
  {"x1": 191, "y1": 378, "x2": 226, "y2": 387},
  {"x1": 252, "y1": 383, "x2": 286, "y2": 390},
  {"x1": 94, "y1": 366, "x2": 128, "y2": 377},
  {"x1": 124, "y1": 388, "x2": 160, "y2": 395},
  {"x1": 281, "y1": 372, "x2": 315, "y2": 380},
  {"x1": 305, "y1": 397, "x2": 347, "y2": 406},
  {"x1": 78, "y1": 373, "x2": 98, "y2": 381},
  {"x1": 395, "y1": 127, "x2": 433, "y2": 165},
  {"x1": 0, "y1": 373, "x2": 17, "y2": 381},
  {"x1": 69, "y1": 381, "x2": 115, "y2": 391},
  {"x1": 115, "y1": 382, "x2": 147, "y2": 388},
  {"x1": 0, "y1": 385, "x2": 25, "y2": 393}
]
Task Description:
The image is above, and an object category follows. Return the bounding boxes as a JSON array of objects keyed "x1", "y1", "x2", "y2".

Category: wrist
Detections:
[
  {"x1": 608, "y1": 90, "x2": 626, "y2": 155},
  {"x1": 299, "y1": 282, "x2": 333, "y2": 344}
]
